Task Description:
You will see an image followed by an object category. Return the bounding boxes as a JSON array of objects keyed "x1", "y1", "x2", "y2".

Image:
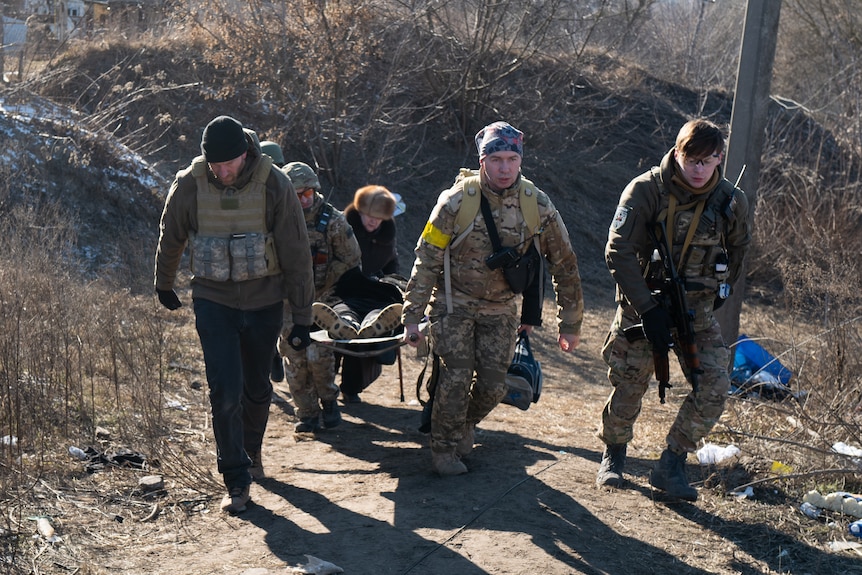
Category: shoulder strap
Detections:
[
  {"x1": 479, "y1": 193, "x2": 502, "y2": 252},
  {"x1": 518, "y1": 177, "x2": 541, "y2": 235},
  {"x1": 453, "y1": 175, "x2": 481, "y2": 239}
]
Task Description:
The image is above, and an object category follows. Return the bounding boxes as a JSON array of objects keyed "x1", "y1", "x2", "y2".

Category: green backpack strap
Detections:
[
  {"x1": 452, "y1": 172, "x2": 540, "y2": 241},
  {"x1": 452, "y1": 173, "x2": 482, "y2": 240},
  {"x1": 518, "y1": 177, "x2": 541, "y2": 235}
]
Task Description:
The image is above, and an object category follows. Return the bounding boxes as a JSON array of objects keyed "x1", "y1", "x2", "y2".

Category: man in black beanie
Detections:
[{"x1": 154, "y1": 115, "x2": 314, "y2": 514}]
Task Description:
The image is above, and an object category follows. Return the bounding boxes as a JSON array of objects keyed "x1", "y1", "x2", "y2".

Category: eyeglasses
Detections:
[
  {"x1": 296, "y1": 188, "x2": 315, "y2": 198},
  {"x1": 682, "y1": 153, "x2": 721, "y2": 168}
]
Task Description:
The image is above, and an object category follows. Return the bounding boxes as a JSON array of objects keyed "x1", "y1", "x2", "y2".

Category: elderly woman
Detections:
[{"x1": 344, "y1": 185, "x2": 399, "y2": 279}]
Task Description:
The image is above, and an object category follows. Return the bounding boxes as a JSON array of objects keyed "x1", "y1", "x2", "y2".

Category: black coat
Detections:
[{"x1": 345, "y1": 207, "x2": 399, "y2": 278}]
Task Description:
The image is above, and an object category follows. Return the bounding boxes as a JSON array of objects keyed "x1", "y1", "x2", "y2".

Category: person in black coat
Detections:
[
  {"x1": 344, "y1": 185, "x2": 399, "y2": 279},
  {"x1": 337, "y1": 185, "x2": 403, "y2": 402}
]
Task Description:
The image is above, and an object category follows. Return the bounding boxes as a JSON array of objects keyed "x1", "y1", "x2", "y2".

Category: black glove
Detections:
[
  {"x1": 156, "y1": 289, "x2": 182, "y2": 310},
  {"x1": 641, "y1": 306, "x2": 674, "y2": 353},
  {"x1": 288, "y1": 324, "x2": 312, "y2": 351},
  {"x1": 713, "y1": 297, "x2": 726, "y2": 311}
]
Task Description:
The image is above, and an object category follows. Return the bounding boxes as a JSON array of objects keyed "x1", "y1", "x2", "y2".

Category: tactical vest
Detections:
[
  {"x1": 188, "y1": 156, "x2": 281, "y2": 282},
  {"x1": 651, "y1": 168, "x2": 737, "y2": 295}
]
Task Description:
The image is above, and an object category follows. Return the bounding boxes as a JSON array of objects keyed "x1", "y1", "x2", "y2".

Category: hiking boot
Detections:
[
  {"x1": 456, "y1": 423, "x2": 475, "y2": 457},
  {"x1": 220, "y1": 485, "x2": 250, "y2": 514},
  {"x1": 248, "y1": 450, "x2": 265, "y2": 481},
  {"x1": 649, "y1": 448, "x2": 698, "y2": 501},
  {"x1": 596, "y1": 443, "x2": 627, "y2": 488},
  {"x1": 270, "y1": 353, "x2": 284, "y2": 382},
  {"x1": 321, "y1": 400, "x2": 342, "y2": 428},
  {"x1": 357, "y1": 303, "x2": 403, "y2": 338},
  {"x1": 294, "y1": 415, "x2": 321, "y2": 433},
  {"x1": 431, "y1": 450, "x2": 468, "y2": 476},
  {"x1": 313, "y1": 302, "x2": 359, "y2": 340}
]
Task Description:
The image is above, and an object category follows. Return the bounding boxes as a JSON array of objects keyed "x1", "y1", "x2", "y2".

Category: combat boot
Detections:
[
  {"x1": 596, "y1": 443, "x2": 627, "y2": 488},
  {"x1": 294, "y1": 415, "x2": 321, "y2": 434},
  {"x1": 357, "y1": 303, "x2": 404, "y2": 338},
  {"x1": 649, "y1": 448, "x2": 698, "y2": 501},
  {"x1": 312, "y1": 302, "x2": 359, "y2": 340},
  {"x1": 321, "y1": 400, "x2": 342, "y2": 428},
  {"x1": 456, "y1": 423, "x2": 475, "y2": 457},
  {"x1": 431, "y1": 449, "x2": 467, "y2": 476}
]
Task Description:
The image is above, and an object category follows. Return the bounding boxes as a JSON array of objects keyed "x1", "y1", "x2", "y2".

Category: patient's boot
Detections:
[
  {"x1": 357, "y1": 303, "x2": 403, "y2": 338},
  {"x1": 313, "y1": 302, "x2": 359, "y2": 340}
]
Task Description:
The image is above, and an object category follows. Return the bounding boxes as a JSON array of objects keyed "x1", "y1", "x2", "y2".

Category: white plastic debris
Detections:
[
  {"x1": 291, "y1": 555, "x2": 344, "y2": 574},
  {"x1": 68, "y1": 446, "x2": 88, "y2": 460},
  {"x1": 730, "y1": 486, "x2": 754, "y2": 499},
  {"x1": 696, "y1": 442, "x2": 740, "y2": 465},
  {"x1": 0, "y1": 435, "x2": 17, "y2": 447},
  {"x1": 832, "y1": 442, "x2": 862, "y2": 457}
]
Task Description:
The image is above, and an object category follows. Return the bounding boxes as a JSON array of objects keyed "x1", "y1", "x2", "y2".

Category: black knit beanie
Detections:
[{"x1": 201, "y1": 116, "x2": 248, "y2": 162}]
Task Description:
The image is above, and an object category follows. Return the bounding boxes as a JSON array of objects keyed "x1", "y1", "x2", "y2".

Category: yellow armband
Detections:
[{"x1": 420, "y1": 221, "x2": 450, "y2": 249}]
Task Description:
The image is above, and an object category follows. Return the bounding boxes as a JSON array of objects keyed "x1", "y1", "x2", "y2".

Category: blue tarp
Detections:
[
  {"x1": 733, "y1": 334, "x2": 793, "y2": 384},
  {"x1": 730, "y1": 334, "x2": 799, "y2": 400}
]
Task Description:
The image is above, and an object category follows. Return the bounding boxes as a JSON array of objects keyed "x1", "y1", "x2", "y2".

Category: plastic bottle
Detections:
[
  {"x1": 850, "y1": 519, "x2": 862, "y2": 538},
  {"x1": 800, "y1": 502, "x2": 821, "y2": 519}
]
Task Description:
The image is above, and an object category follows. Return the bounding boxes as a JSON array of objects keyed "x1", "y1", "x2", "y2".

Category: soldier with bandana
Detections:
[
  {"x1": 597, "y1": 118, "x2": 751, "y2": 500},
  {"x1": 403, "y1": 121, "x2": 584, "y2": 476}
]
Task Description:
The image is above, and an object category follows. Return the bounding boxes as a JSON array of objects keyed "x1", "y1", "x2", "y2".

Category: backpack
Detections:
[
  {"x1": 501, "y1": 331, "x2": 543, "y2": 411},
  {"x1": 442, "y1": 169, "x2": 544, "y2": 313},
  {"x1": 451, "y1": 168, "x2": 541, "y2": 241}
]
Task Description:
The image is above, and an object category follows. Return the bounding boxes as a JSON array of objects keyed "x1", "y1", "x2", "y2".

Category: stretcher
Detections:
[
  {"x1": 310, "y1": 322, "x2": 427, "y2": 402},
  {"x1": 311, "y1": 329, "x2": 410, "y2": 401}
]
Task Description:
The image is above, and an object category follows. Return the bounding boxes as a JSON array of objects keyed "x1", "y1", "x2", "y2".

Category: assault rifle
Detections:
[{"x1": 623, "y1": 221, "x2": 701, "y2": 403}]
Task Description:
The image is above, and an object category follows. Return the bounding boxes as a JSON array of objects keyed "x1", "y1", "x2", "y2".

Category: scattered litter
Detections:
[
  {"x1": 730, "y1": 486, "x2": 754, "y2": 499},
  {"x1": 803, "y1": 490, "x2": 862, "y2": 518},
  {"x1": 696, "y1": 442, "x2": 740, "y2": 465},
  {"x1": 29, "y1": 516, "x2": 60, "y2": 543},
  {"x1": 166, "y1": 399, "x2": 188, "y2": 411},
  {"x1": 69, "y1": 446, "x2": 148, "y2": 474},
  {"x1": 770, "y1": 460, "x2": 793, "y2": 475},
  {"x1": 800, "y1": 502, "x2": 822, "y2": 519},
  {"x1": 68, "y1": 446, "x2": 88, "y2": 460},
  {"x1": 291, "y1": 555, "x2": 344, "y2": 574},
  {"x1": 0, "y1": 435, "x2": 17, "y2": 447},
  {"x1": 850, "y1": 519, "x2": 862, "y2": 538},
  {"x1": 730, "y1": 335, "x2": 801, "y2": 401},
  {"x1": 832, "y1": 441, "x2": 862, "y2": 467}
]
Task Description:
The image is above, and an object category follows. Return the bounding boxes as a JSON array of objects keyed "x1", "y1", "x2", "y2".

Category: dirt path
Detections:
[{"x1": 40, "y1": 306, "x2": 860, "y2": 575}]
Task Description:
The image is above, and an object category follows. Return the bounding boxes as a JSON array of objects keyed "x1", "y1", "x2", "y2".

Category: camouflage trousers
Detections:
[
  {"x1": 598, "y1": 304, "x2": 730, "y2": 453},
  {"x1": 428, "y1": 307, "x2": 519, "y2": 452},
  {"x1": 278, "y1": 321, "x2": 339, "y2": 419}
]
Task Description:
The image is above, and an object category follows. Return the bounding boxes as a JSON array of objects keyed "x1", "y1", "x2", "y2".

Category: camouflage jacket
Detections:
[
  {"x1": 403, "y1": 171, "x2": 584, "y2": 334},
  {"x1": 606, "y1": 148, "x2": 751, "y2": 317},
  {"x1": 302, "y1": 192, "x2": 362, "y2": 299}
]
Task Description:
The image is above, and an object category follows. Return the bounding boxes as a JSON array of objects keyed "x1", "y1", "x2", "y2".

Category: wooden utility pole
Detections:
[{"x1": 717, "y1": 0, "x2": 782, "y2": 348}]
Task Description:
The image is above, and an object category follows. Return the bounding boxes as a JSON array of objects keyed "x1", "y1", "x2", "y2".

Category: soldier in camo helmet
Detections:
[
  {"x1": 402, "y1": 121, "x2": 584, "y2": 477},
  {"x1": 277, "y1": 161, "x2": 361, "y2": 434}
]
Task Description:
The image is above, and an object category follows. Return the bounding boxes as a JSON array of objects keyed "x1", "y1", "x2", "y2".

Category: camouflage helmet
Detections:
[
  {"x1": 260, "y1": 140, "x2": 285, "y2": 166},
  {"x1": 284, "y1": 161, "x2": 320, "y2": 191}
]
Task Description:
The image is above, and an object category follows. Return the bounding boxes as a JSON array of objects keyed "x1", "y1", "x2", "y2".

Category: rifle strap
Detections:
[{"x1": 652, "y1": 169, "x2": 707, "y2": 273}]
